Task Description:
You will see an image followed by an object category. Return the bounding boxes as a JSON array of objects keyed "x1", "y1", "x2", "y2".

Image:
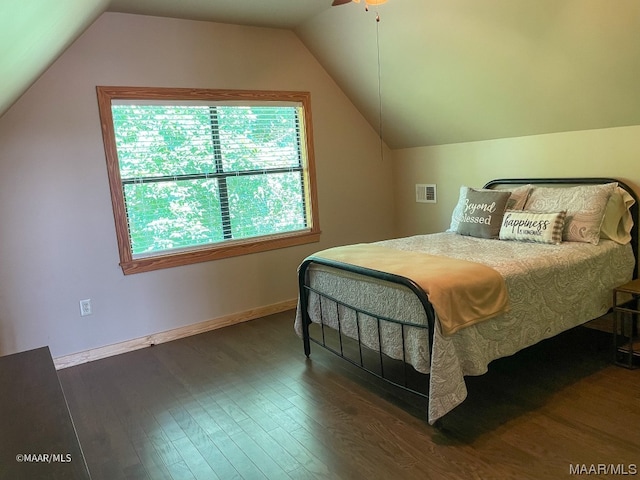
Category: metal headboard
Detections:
[{"x1": 484, "y1": 177, "x2": 639, "y2": 278}]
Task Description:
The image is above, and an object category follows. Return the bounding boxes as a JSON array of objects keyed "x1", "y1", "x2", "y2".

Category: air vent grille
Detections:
[{"x1": 416, "y1": 184, "x2": 437, "y2": 203}]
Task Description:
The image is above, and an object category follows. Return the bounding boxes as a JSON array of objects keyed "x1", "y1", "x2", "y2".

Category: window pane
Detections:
[
  {"x1": 112, "y1": 105, "x2": 215, "y2": 179},
  {"x1": 218, "y1": 106, "x2": 302, "y2": 172},
  {"x1": 227, "y1": 172, "x2": 306, "y2": 239},
  {"x1": 124, "y1": 179, "x2": 223, "y2": 256}
]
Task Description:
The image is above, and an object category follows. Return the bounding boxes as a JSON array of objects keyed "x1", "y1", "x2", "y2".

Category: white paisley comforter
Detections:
[{"x1": 294, "y1": 232, "x2": 635, "y2": 424}]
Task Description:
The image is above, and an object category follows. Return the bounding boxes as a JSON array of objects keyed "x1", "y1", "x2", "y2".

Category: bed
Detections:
[{"x1": 295, "y1": 178, "x2": 639, "y2": 425}]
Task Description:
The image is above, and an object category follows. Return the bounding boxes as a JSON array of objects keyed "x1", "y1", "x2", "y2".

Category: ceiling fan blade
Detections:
[{"x1": 332, "y1": 0, "x2": 353, "y2": 6}]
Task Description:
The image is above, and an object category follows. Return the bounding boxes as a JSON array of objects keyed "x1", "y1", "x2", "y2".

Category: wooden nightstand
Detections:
[{"x1": 613, "y1": 279, "x2": 640, "y2": 369}]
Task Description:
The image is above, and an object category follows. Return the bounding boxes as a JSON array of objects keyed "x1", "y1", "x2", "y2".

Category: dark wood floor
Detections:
[{"x1": 58, "y1": 311, "x2": 640, "y2": 480}]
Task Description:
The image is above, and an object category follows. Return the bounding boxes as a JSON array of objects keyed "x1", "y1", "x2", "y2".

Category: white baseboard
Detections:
[{"x1": 54, "y1": 299, "x2": 297, "y2": 370}]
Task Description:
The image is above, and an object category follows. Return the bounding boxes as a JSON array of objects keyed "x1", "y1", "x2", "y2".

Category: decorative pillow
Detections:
[
  {"x1": 524, "y1": 183, "x2": 616, "y2": 245},
  {"x1": 447, "y1": 184, "x2": 532, "y2": 232},
  {"x1": 600, "y1": 186, "x2": 635, "y2": 245},
  {"x1": 499, "y1": 210, "x2": 567, "y2": 245},
  {"x1": 504, "y1": 184, "x2": 533, "y2": 210},
  {"x1": 456, "y1": 189, "x2": 511, "y2": 239},
  {"x1": 447, "y1": 186, "x2": 469, "y2": 232}
]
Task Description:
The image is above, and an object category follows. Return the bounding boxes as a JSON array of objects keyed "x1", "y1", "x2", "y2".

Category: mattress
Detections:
[{"x1": 295, "y1": 232, "x2": 635, "y2": 423}]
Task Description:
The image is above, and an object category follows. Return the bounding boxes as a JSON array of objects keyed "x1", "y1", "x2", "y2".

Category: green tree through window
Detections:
[{"x1": 97, "y1": 88, "x2": 320, "y2": 274}]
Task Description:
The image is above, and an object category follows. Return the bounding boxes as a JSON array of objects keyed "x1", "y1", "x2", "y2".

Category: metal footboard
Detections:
[{"x1": 298, "y1": 256, "x2": 437, "y2": 397}]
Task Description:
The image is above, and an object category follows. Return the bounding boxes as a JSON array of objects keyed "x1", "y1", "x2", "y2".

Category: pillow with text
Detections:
[{"x1": 499, "y1": 210, "x2": 567, "y2": 245}]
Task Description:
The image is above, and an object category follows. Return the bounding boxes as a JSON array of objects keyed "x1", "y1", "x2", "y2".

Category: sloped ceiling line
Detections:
[{"x1": 3, "y1": 0, "x2": 640, "y2": 148}]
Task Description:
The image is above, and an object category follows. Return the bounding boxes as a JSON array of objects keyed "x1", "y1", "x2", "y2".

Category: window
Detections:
[{"x1": 97, "y1": 87, "x2": 320, "y2": 274}]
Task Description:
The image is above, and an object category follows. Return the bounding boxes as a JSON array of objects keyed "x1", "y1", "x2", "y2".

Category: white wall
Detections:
[{"x1": 0, "y1": 13, "x2": 395, "y2": 358}]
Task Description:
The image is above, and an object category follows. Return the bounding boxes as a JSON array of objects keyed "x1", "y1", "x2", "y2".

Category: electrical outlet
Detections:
[{"x1": 79, "y1": 299, "x2": 92, "y2": 317}]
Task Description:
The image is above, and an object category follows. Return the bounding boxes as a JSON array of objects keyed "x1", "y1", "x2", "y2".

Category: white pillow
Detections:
[
  {"x1": 524, "y1": 183, "x2": 616, "y2": 245},
  {"x1": 600, "y1": 186, "x2": 635, "y2": 244},
  {"x1": 499, "y1": 210, "x2": 567, "y2": 245}
]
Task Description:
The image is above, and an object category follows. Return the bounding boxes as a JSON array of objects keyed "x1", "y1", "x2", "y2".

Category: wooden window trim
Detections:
[{"x1": 96, "y1": 86, "x2": 321, "y2": 275}]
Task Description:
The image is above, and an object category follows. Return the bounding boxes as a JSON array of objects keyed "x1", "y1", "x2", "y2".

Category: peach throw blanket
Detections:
[{"x1": 309, "y1": 244, "x2": 509, "y2": 336}]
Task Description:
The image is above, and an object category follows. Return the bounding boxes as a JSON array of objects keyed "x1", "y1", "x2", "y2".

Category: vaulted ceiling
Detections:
[{"x1": 3, "y1": 0, "x2": 640, "y2": 148}]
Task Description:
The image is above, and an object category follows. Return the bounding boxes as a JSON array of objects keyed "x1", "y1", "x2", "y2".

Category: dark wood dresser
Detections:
[{"x1": 0, "y1": 346, "x2": 91, "y2": 479}]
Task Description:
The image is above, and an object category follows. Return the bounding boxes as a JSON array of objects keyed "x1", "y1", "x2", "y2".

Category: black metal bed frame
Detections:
[
  {"x1": 298, "y1": 259, "x2": 436, "y2": 397},
  {"x1": 297, "y1": 177, "x2": 639, "y2": 406}
]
